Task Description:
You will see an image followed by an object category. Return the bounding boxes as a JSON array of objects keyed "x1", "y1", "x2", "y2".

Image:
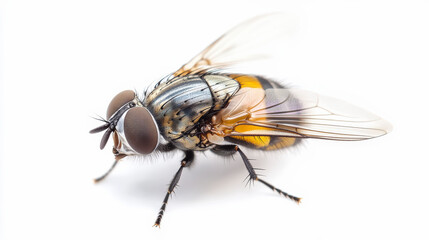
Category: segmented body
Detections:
[
  {"x1": 145, "y1": 73, "x2": 299, "y2": 151},
  {"x1": 144, "y1": 74, "x2": 239, "y2": 150}
]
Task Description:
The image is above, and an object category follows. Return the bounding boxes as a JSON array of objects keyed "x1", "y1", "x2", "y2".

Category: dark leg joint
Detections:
[
  {"x1": 211, "y1": 144, "x2": 239, "y2": 156},
  {"x1": 181, "y1": 151, "x2": 194, "y2": 167},
  {"x1": 157, "y1": 142, "x2": 176, "y2": 152}
]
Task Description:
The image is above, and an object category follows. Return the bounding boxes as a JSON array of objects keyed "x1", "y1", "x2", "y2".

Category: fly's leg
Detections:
[
  {"x1": 153, "y1": 151, "x2": 194, "y2": 227},
  {"x1": 95, "y1": 143, "x2": 177, "y2": 183},
  {"x1": 211, "y1": 145, "x2": 301, "y2": 203},
  {"x1": 157, "y1": 142, "x2": 176, "y2": 152},
  {"x1": 94, "y1": 159, "x2": 120, "y2": 183},
  {"x1": 93, "y1": 148, "x2": 127, "y2": 183}
]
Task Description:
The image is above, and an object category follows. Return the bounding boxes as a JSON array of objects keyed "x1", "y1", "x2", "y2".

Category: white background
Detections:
[{"x1": 1, "y1": 0, "x2": 429, "y2": 239}]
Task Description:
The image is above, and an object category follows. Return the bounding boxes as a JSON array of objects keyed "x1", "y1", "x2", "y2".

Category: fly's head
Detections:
[{"x1": 90, "y1": 90, "x2": 159, "y2": 159}]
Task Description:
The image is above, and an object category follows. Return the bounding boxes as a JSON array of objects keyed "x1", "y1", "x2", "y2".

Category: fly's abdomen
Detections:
[
  {"x1": 145, "y1": 74, "x2": 239, "y2": 150},
  {"x1": 222, "y1": 75, "x2": 300, "y2": 150}
]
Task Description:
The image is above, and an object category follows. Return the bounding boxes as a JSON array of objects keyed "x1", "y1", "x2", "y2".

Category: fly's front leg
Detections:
[
  {"x1": 95, "y1": 143, "x2": 176, "y2": 183},
  {"x1": 94, "y1": 160, "x2": 119, "y2": 183},
  {"x1": 93, "y1": 149, "x2": 126, "y2": 183},
  {"x1": 211, "y1": 145, "x2": 301, "y2": 203},
  {"x1": 157, "y1": 142, "x2": 176, "y2": 152},
  {"x1": 153, "y1": 150, "x2": 194, "y2": 227}
]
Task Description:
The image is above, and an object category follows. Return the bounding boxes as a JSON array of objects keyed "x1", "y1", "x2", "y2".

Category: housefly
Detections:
[{"x1": 90, "y1": 14, "x2": 392, "y2": 227}]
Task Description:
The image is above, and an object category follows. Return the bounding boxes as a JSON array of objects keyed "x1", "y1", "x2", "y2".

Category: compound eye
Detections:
[
  {"x1": 124, "y1": 107, "x2": 159, "y2": 154},
  {"x1": 106, "y1": 90, "x2": 136, "y2": 119}
]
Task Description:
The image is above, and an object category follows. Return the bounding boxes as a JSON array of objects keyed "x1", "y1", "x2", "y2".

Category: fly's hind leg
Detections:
[
  {"x1": 211, "y1": 145, "x2": 301, "y2": 203},
  {"x1": 154, "y1": 150, "x2": 194, "y2": 227}
]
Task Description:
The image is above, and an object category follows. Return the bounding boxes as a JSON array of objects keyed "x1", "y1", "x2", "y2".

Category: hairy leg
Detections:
[
  {"x1": 153, "y1": 151, "x2": 194, "y2": 227},
  {"x1": 211, "y1": 145, "x2": 301, "y2": 203}
]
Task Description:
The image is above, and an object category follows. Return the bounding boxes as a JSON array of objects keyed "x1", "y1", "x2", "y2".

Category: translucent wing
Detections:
[
  {"x1": 217, "y1": 88, "x2": 392, "y2": 141},
  {"x1": 173, "y1": 13, "x2": 298, "y2": 76}
]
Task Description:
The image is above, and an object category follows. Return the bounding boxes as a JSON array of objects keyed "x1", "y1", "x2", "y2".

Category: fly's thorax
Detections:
[
  {"x1": 90, "y1": 90, "x2": 161, "y2": 159},
  {"x1": 144, "y1": 74, "x2": 240, "y2": 150}
]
